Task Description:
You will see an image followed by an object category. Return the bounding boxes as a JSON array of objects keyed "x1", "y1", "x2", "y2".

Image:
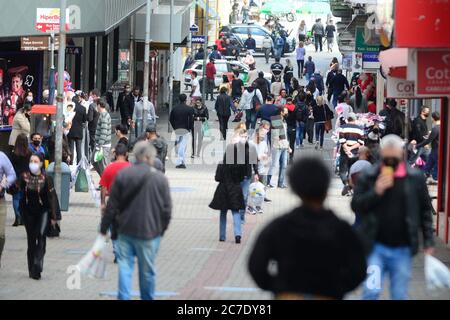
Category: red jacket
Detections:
[{"x1": 206, "y1": 62, "x2": 216, "y2": 80}]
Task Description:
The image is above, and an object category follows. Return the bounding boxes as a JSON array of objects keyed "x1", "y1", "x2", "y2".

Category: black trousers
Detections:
[
  {"x1": 68, "y1": 137, "x2": 82, "y2": 165},
  {"x1": 287, "y1": 125, "x2": 296, "y2": 162},
  {"x1": 88, "y1": 131, "x2": 96, "y2": 158},
  {"x1": 218, "y1": 115, "x2": 230, "y2": 140},
  {"x1": 305, "y1": 119, "x2": 315, "y2": 143},
  {"x1": 339, "y1": 153, "x2": 357, "y2": 186},
  {"x1": 297, "y1": 59, "x2": 304, "y2": 78},
  {"x1": 23, "y1": 210, "x2": 48, "y2": 278},
  {"x1": 314, "y1": 35, "x2": 323, "y2": 51}
]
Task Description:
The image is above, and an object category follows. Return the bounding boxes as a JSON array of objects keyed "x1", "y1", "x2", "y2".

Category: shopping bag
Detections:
[
  {"x1": 202, "y1": 121, "x2": 210, "y2": 137},
  {"x1": 425, "y1": 255, "x2": 450, "y2": 291},
  {"x1": 75, "y1": 168, "x2": 89, "y2": 192},
  {"x1": 76, "y1": 235, "x2": 111, "y2": 279},
  {"x1": 94, "y1": 148, "x2": 104, "y2": 162},
  {"x1": 248, "y1": 181, "x2": 265, "y2": 207}
]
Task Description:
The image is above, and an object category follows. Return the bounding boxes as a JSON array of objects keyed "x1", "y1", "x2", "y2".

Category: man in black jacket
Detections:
[
  {"x1": 100, "y1": 141, "x2": 172, "y2": 300},
  {"x1": 380, "y1": 99, "x2": 405, "y2": 138},
  {"x1": 351, "y1": 134, "x2": 435, "y2": 300},
  {"x1": 87, "y1": 89, "x2": 100, "y2": 158},
  {"x1": 249, "y1": 156, "x2": 367, "y2": 300},
  {"x1": 122, "y1": 86, "x2": 141, "y2": 129},
  {"x1": 67, "y1": 100, "x2": 88, "y2": 164},
  {"x1": 117, "y1": 84, "x2": 131, "y2": 124},
  {"x1": 215, "y1": 87, "x2": 233, "y2": 140},
  {"x1": 330, "y1": 69, "x2": 350, "y2": 107},
  {"x1": 169, "y1": 94, "x2": 194, "y2": 168},
  {"x1": 415, "y1": 112, "x2": 440, "y2": 183}
]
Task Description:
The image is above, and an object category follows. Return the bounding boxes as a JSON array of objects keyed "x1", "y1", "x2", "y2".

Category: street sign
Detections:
[
  {"x1": 415, "y1": 50, "x2": 450, "y2": 97},
  {"x1": 21, "y1": 36, "x2": 60, "y2": 51},
  {"x1": 36, "y1": 8, "x2": 69, "y2": 33},
  {"x1": 191, "y1": 35, "x2": 206, "y2": 44},
  {"x1": 362, "y1": 52, "x2": 380, "y2": 70},
  {"x1": 355, "y1": 27, "x2": 379, "y2": 53},
  {"x1": 386, "y1": 76, "x2": 415, "y2": 98},
  {"x1": 190, "y1": 24, "x2": 199, "y2": 33}
]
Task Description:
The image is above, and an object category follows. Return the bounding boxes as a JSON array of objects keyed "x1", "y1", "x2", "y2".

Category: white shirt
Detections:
[{"x1": 191, "y1": 78, "x2": 201, "y2": 97}]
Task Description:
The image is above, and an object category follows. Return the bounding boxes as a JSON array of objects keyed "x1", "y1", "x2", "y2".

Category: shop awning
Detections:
[{"x1": 379, "y1": 48, "x2": 408, "y2": 79}]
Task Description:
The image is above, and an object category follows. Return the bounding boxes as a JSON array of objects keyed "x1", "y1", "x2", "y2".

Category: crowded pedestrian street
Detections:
[{"x1": 0, "y1": 0, "x2": 450, "y2": 307}]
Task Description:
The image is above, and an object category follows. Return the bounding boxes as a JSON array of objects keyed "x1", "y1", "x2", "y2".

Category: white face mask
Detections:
[
  {"x1": 26, "y1": 96, "x2": 33, "y2": 102},
  {"x1": 29, "y1": 163, "x2": 41, "y2": 175}
]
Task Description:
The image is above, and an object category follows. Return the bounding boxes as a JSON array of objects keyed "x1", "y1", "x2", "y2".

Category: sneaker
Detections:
[
  {"x1": 191, "y1": 154, "x2": 195, "y2": 159},
  {"x1": 219, "y1": 238, "x2": 225, "y2": 242},
  {"x1": 255, "y1": 206, "x2": 263, "y2": 214},
  {"x1": 341, "y1": 185, "x2": 351, "y2": 196},
  {"x1": 278, "y1": 185, "x2": 287, "y2": 189},
  {"x1": 247, "y1": 206, "x2": 257, "y2": 215},
  {"x1": 319, "y1": 147, "x2": 323, "y2": 150},
  {"x1": 235, "y1": 236, "x2": 241, "y2": 244},
  {"x1": 267, "y1": 184, "x2": 275, "y2": 189},
  {"x1": 264, "y1": 197, "x2": 272, "y2": 202},
  {"x1": 176, "y1": 164, "x2": 187, "y2": 169},
  {"x1": 315, "y1": 142, "x2": 319, "y2": 150}
]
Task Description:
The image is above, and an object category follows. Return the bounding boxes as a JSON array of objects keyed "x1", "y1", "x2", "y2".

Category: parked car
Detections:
[
  {"x1": 219, "y1": 23, "x2": 296, "y2": 54},
  {"x1": 183, "y1": 59, "x2": 271, "y2": 90}
]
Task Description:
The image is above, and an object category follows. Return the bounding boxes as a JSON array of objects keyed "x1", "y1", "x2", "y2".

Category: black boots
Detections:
[
  {"x1": 12, "y1": 217, "x2": 22, "y2": 227},
  {"x1": 235, "y1": 236, "x2": 241, "y2": 244}
]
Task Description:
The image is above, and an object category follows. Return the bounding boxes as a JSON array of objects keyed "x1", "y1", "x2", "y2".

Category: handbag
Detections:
[
  {"x1": 47, "y1": 222, "x2": 61, "y2": 238},
  {"x1": 75, "y1": 168, "x2": 89, "y2": 192},
  {"x1": 202, "y1": 120, "x2": 210, "y2": 137}
]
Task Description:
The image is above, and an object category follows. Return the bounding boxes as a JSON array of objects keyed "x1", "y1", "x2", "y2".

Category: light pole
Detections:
[
  {"x1": 168, "y1": 0, "x2": 174, "y2": 132},
  {"x1": 142, "y1": 0, "x2": 152, "y2": 131},
  {"x1": 201, "y1": 0, "x2": 209, "y2": 103},
  {"x1": 54, "y1": 0, "x2": 67, "y2": 203}
]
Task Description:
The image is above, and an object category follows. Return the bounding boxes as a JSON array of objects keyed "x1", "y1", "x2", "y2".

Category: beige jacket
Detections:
[{"x1": 9, "y1": 109, "x2": 30, "y2": 146}]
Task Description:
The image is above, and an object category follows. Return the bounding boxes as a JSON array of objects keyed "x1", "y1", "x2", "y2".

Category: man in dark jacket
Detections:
[
  {"x1": 117, "y1": 84, "x2": 131, "y2": 125},
  {"x1": 87, "y1": 89, "x2": 101, "y2": 157},
  {"x1": 254, "y1": 71, "x2": 270, "y2": 101},
  {"x1": 244, "y1": 34, "x2": 256, "y2": 51},
  {"x1": 330, "y1": 69, "x2": 350, "y2": 107},
  {"x1": 249, "y1": 156, "x2": 367, "y2": 300},
  {"x1": 380, "y1": 99, "x2": 405, "y2": 138},
  {"x1": 215, "y1": 87, "x2": 233, "y2": 140},
  {"x1": 169, "y1": 94, "x2": 194, "y2": 168},
  {"x1": 410, "y1": 106, "x2": 429, "y2": 145},
  {"x1": 122, "y1": 87, "x2": 141, "y2": 129},
  {"x1": 67, "y1": 100, "x2": 88, "y2": 164},
  {"x1": 100, "y1": 141, "x2": 172, "y2": 300},
  {"x1": 415, "y1": 112, "x2": 440, "y2": 183},
  {"x1": 325, "y1": 66, "x2": 338, "y2": 102},
  {"x1": 351, "y1": 134, "x2": 435, "y2": 300}
]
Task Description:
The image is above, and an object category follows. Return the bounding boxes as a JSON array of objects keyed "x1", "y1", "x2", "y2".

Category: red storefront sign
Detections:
[
  {"x1": 416, "y1": 50, "x2": 450, "y2": 96},
  {"x1": 395, "y1": 0, "x2": 450, "y2": 48}
]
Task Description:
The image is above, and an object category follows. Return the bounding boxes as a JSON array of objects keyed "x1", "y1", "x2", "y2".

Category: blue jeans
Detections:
[
  {"x1": 305, "y1": 73, "x2": 313, "y2": 83},
  {"x1": 245, "y1": 110, "x2": 257, "y2": 131},
  {"x1": 315, "y1": 122, "x2": 325, "y2": 147},
  {"x1": 12, "y1": 191, "x2": 23, "y2": 219},
  {"x1": 295, "y1": 122, "x2": 305, "y2": 146},
  {"x1": 220, "y1": 210, "x2": 242, "y2": 241},
  {"x1": 332, "y1": 92, "x2": 339, "y2": 108},
  {"x1": 176, "y1": 134, "x2": 188, "y2": 165},
  {"x1": 268, "y1": 148, "x2": 288, "y2": 187},
  {"x1": 240, "y1": 177, "x2": 251, "y2": 222},
  {"x1": 362, "y1": 243, "x2": 412, "y2": 300},
  {"x1": 424, "y1": 150, "x2": 438, "y2": 180},
  {"x1": 117, "y1": 234, "x2": 161, "y2": 300}
]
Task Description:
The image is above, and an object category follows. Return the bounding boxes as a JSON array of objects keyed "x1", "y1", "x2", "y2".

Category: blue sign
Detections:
[
  {"x1": 362, "y1": 52, "x2": 380, "y2": 69},
  {"x1": 191, "y1": 35, "x2": 206, "y2": 44},
  {"x1": 190, "y1": 24, "x2": 199, "y2": 32}
]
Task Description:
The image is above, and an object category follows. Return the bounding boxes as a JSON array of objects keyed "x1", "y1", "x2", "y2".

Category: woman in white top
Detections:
[
  {"x1": 253, "y1": 127, "x2": 270, "y2": 186},
  {"x1": 297, "y1": 20, "x2": 307, "y2": 43}
]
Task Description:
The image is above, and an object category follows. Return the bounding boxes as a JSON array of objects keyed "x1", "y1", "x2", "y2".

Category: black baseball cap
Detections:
[{"x1": 146, "y1": 124, "x2": 157, "y2": 133}]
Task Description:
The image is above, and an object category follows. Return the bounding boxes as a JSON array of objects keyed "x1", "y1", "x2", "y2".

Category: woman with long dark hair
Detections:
[
  {"x1": 20, "y1": 153, "x2": 60, "y2": 279},
  {"x1": 350, "y1": 86, "x2": 368, "y2": 114},
  {"x1": 8, "y1": 133, "x2": 31, "y2": 226}
]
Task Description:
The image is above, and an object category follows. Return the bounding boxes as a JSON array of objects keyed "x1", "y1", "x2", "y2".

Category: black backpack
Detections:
[
  {"x1": 295, "y1": 102, "x2": 308, "y2": 123},
  {"x1": 251, "y1": 91, "x2": 261, "y2": 111}
]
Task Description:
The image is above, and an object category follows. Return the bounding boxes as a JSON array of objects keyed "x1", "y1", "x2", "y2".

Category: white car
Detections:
[{"x1": 183, "y1": 59, "x2": 271, "y2": 89}]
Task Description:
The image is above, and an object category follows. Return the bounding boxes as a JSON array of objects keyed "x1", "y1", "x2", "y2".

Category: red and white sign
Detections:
[
  {"x1": 415, "y1": 50, "x2": 450, "y2": 97},
  {"x1": 396, "y1": 0, "x2": 450, "y2": 48},
  {"x1": 386, "y1": 76, "x2": 415, "y2": 98},
  {"x1": 35, "y1": 8, "x2": 69, "y2": 33}
]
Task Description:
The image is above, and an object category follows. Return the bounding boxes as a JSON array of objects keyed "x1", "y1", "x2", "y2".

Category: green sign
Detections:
[{"x1": 355, "y1": 27, "x2": 379, "y2": 53}]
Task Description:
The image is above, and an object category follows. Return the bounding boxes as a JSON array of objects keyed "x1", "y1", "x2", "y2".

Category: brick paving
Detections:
[{"x1": 1, "y1": 52, "x2": 449, "y2": 300}]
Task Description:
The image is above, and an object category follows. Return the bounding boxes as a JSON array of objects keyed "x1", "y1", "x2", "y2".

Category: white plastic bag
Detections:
[
  {"x1": 76, "y1": 235, "x2": 111, "y2": 279},
  {"x1": 425, "y1": 255, "x2": 450, "y2": 290},
  {"x1": 248, "y1": 181, "x2": 265, "y2": 207}
]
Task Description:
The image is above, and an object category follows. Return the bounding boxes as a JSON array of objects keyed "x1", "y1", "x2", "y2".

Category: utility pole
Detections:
[
  {"x1": 142, "y1": 0, "x2": 152, "y2": 131},
  {"x1": 48, "y1": 31, "x2": 56, "y2": 105},
  {"x1": 201, "y1": 0, "x2": 209, "y2": 102},
  {"x1": 55, "y1": 0, "x2": 67, "y2": 204},
  {"x1": 168, "y1": 0, "x2": 174, "y2": 132}
]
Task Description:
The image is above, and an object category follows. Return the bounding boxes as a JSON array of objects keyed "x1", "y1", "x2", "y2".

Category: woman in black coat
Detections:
[
  {"x1": 312, "y1": 96, "x2": 334, "y2": 149},
  {"x1": 67, "y1": 101, "x2": 87, "y2": 165},
  {"x1": 209, "y1": 143, "x2": 246, "y2": 244}
]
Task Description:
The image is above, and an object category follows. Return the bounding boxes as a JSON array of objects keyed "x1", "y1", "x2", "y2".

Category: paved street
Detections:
[{"x1": 1, "y1": 49, "x2": 450, "y2": 300}]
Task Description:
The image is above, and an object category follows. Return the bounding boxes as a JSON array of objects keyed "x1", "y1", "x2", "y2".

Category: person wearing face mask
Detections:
[
  {"x1": 25, "y1": 91, "x2": 34, "y2": 104},
  {"x1": 191, "y1": 98, "x2": 209, "y2": 159},
  {"x1": 28, "y1": 133, "x2": 46, "y2": 159},
  {"x1": 20, "y1": 153, "x2": 60, "y2": 280},
  {"x1": 409, "y1": 106, "x2": 430, "y2": 159},
  {"x1": 351, "y1": 134, "x2": 435, "y2": 300}
]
